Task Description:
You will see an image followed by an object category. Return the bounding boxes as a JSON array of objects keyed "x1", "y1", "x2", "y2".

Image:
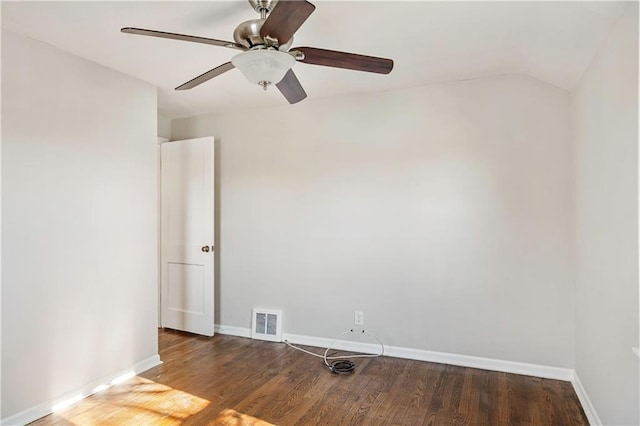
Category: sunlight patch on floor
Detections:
[
  {"x1": 58, "y1": 376, "x2": 210, "y2": 425},
  {"x1": 207, "y1": 409, "x2": 275, "y2": 426}
]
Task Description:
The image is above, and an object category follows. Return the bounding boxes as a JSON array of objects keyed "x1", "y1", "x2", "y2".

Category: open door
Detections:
[{"x1": 160, "y1": 137, "x2": 215, "y2": 336}]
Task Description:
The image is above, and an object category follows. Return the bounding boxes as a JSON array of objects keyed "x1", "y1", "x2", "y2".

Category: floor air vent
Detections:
[{"x1": 251, "y1": 308, "x2": 282, "y2": 342}]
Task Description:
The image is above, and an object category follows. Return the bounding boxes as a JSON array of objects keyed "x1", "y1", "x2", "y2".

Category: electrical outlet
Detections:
[{"x1": 354, "y1": 310, "x2": 364, "y2": 325}]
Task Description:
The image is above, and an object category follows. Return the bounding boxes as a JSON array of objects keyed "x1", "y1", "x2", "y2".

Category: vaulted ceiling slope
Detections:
[{"x1": 1, "y1": 1, "x2": 630, "y2": 118}]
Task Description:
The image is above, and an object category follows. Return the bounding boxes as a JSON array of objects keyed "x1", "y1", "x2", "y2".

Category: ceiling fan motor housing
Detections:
[{"x1": 233, "y1": 19, "x2": 292, "y2": 51}]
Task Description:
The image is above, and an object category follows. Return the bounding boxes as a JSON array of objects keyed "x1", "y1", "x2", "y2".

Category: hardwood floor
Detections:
[{"x1": 32, "y1": 329, "x2": 588, "y2": 425}]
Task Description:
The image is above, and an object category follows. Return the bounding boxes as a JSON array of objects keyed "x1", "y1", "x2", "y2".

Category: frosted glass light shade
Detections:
[{"x1": 231, "y1": 50, "x2": 295, "y2": 85}]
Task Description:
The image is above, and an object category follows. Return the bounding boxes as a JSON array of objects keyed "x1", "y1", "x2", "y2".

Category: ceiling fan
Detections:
[{"x1": 121, "y1": 0, "x2": 394, "y2": 104}]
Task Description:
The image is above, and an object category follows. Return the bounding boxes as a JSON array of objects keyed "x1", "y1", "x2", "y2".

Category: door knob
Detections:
[{"x1": 201, "y1": 246, "x2": 210, "y2": 252}]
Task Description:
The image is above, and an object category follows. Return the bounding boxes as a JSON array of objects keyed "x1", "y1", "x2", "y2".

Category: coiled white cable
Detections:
[{"x1": 284, "y1": 329, "x2": 384, "y2": 373}]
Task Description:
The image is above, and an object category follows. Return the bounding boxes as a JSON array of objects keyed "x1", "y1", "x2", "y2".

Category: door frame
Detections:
[{"x1": 157, "y1": 137, "x2": 168, "y2": 328}]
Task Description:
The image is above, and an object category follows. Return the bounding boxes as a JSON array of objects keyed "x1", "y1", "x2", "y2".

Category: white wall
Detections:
[
  {"x1": 571, "y1": 3, "x2": 639, "y2": 424},
  {"x1": 172, "y1": 74, "x2": 574, "y2": 368},
  {"x1": 1, "y1": 30, "x2": 159, "y2": 420},
  {"x1": 158, "y1": 114, "x2": 172, "y2": 140}
]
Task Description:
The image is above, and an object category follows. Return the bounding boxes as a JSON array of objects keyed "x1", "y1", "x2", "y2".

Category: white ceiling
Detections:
[{"x1": 1, "y1": 1, "x2": 630, "y2": 118}]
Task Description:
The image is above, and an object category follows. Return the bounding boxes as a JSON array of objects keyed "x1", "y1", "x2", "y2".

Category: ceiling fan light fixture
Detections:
[{"x1": 231, "y1": 49, "x2": 295, "y2": 88}]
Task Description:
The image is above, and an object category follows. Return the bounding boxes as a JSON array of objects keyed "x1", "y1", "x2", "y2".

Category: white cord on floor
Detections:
[{"x1": 284, "y1": 329, "x2": 385, "y2": 368}]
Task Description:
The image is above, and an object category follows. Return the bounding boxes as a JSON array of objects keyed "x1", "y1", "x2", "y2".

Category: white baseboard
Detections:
[
  {"x1": 215, "y1": 324, "x2": 251, "y2": 338},
  {"x1": 390, "y1": 345, "x2": 574, "y2": 381},
  {"x1": 571, "y1": 372, "x2": 602, "y2": 426},
  {"x1": 1, "y1": 355, "x2": 162, "y2": 426},
  {"x1": 214, "y1": 325, "x2": 573, "y2": 381}
]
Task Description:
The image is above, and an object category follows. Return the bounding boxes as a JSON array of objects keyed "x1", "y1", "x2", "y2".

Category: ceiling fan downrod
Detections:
[{"x1": 249, "y1": 0, "x2": 276, "y2": 19}]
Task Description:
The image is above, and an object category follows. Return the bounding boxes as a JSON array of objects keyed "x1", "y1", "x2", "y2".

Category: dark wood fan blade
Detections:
[
  {"x1": 175, "y1": 62, "x2": 235, "y2": 90},
  {"x1": 276, "y1": 69, "x2": 307, "y2": 104},
  {"x1": 121, "y1": 27, "x2": 245, "y2": 51},
  {"x1": 260, "y1": 1, "x2": 315, "y2": 46},
  {"x1": 293, "y1": 47, "x2": 393, "y2": 74}
]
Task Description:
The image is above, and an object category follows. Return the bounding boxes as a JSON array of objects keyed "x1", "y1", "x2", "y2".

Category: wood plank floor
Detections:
[{"x1": 31, "y1": 329, "x2": 588, "y2": 425}]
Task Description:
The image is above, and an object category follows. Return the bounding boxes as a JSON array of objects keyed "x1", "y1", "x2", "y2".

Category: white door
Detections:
[{"x1": 160, "y1": 137, "x2": 215, "y2": 336}]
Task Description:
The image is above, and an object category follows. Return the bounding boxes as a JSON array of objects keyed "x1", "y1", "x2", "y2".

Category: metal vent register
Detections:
[{"x1": 251, "y1": 308, "x2": 282, "y2": 342}]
